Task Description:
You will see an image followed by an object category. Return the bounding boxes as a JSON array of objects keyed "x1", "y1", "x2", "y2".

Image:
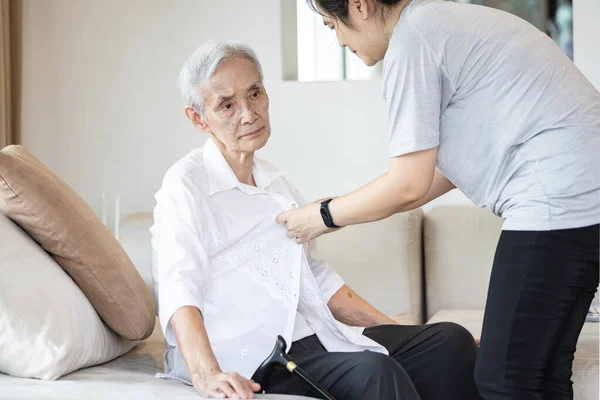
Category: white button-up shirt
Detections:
[{"x1": 150, "y1": 138, "x2": 387, "y2": 379}]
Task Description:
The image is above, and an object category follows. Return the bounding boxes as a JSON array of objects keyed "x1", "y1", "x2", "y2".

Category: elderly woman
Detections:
[{"x1": 150, "y1": 41, "x2": 480, "y2": 400}]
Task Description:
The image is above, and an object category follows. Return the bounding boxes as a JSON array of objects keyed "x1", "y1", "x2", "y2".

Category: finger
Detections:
[
  {"x1": 218, "y1": 381, "x2": 238, "y2": 399},
  {"x1": 208, "y1": 388, "x2": 226, "y2": 399},
  {"x1": 296, "y1": 237, "x2": 305, "y2": 244},
  {"x1": 250, "y1": 380, "x2": 261, "y2": 392},
  {"x1": 275, "y1": 213, "x2": 286, "y2": 224},
  {"x1": 287, "y1": 231, "x2": 296, "y2": 239},
  {"x1": 228, "y1": 375, "x2": 254, "y2": 399}
]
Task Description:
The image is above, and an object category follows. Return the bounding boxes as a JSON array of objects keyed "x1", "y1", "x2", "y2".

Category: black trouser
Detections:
[
  {"x1": 265, "y1": 322, "x2": 481, "y2": 400},
  {"x1": 475, "y1": 224, "x2": 599, "y2": 400}
]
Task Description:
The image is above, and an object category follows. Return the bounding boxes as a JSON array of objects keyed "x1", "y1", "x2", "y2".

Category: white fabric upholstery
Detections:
[
  {"x1": 423, "y1": 205, "x2": 502, "y2": 319},
  {"x1": 118, "y1": 209, "x2": 425, "y2": 325},
  {"x1": 317, "y1": 208, "x2": 424, "y2": 324}
]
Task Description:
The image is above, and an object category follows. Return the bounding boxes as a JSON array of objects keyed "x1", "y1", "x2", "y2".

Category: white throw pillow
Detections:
[{"x1": 0, "y1": 213, "x2": 136, "y2": 380}]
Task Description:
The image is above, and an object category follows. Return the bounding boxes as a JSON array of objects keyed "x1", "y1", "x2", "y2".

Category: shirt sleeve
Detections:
[
  {"x1": 285, "y1": 181, "x2": 345, "y2": 302},
  {"x1": 384, "y1": 22, "x2": 443, "y2": 158},
  {"x1": 151, "y1": 180, "x2": 210, "y2": 346},
  {"x1": 303, "y1": 240, "x2": 345, "y2": 303}
]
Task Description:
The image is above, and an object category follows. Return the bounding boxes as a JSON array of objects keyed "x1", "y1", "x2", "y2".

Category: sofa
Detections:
[{"x1": 0, "y1": 204, "x2": 597, "y2": 399}]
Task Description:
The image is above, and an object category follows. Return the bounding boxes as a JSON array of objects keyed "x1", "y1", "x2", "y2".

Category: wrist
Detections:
[
  {"x1": 190, "y1": 362, "x2": 221, "y2": 380},
  {"x1": 320, "y1": 198, "x2": 341, "y2": 229}
]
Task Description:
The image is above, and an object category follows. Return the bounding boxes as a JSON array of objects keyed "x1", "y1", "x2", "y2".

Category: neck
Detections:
[
  {"x1": 384, "y1": 0, "x2": 409, "y2": 39},
  {"x1": 222, "y1": 149, "x2": 256, "y2": 187}
]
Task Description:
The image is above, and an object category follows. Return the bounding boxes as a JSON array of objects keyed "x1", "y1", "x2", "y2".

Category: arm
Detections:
[
  {"x1": 328, "y1": 147, "x2": 438, "y2": 227},
  {"x1": 328, "y1": 285, "x2": 398, "y2": 327},
  {"x1": 170, "y1": 307, "x2": 260, "y2": 398},
  {"x1": 170, "y1": 306, "x2": 221, "y2": 383},
  {"x1": 152, "y1": 184, "x2": 259, "y2": 398},
  {"x1": 276, "y1": 149, "x2": 443, "y2": 243}
]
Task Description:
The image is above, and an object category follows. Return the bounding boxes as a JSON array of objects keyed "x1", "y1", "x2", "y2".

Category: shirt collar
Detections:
[{"x1": 203, "y1": 137, "x2": 284, "y2": 196}]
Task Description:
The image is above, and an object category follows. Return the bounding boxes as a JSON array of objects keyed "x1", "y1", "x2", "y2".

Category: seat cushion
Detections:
[
  {"x1": 428, "y1": 309, "x2": 599, "y2": 400},
  {"x1": 0, "y1": 317, "x2": 318, "y2": 399},
  {"x1": 0, "y1": 145, "x2": 155, "y2": 340}
]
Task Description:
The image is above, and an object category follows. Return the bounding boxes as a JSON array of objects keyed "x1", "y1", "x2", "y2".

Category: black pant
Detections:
[
  {"x1": 475, "y1": 224, "x2": 599, "y2": 400},
  {"x1": 265, "y1": 322, "x2": 481, "y2": 400}
]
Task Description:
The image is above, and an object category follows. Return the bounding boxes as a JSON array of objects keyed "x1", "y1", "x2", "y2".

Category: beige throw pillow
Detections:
[{"x1": 0, "y1": 146, "x2": 155, "y2": 340}]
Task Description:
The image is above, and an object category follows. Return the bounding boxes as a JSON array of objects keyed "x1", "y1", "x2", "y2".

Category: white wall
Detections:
[
  {"x1": 19, "y1": 0, "x2": 599, "y2": 227},
  {"x1": 573, "y1": 0, "x2": 600, "y2": 90},
  {"x1": 17, "y1": 0, "x2": 471, "y2": 226}
]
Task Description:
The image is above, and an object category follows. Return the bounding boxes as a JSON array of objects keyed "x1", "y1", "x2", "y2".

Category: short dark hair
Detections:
[{"x1": 306, "y1": 0, "x2": 403, "y2": 26}]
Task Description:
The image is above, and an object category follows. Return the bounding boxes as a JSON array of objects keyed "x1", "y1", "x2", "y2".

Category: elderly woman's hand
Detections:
[{"x1": 276, "y1": 202, "x2": 336, "y2": 244}]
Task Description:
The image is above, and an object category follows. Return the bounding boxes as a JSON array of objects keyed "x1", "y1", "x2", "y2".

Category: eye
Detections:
[
  {"x1": 251, "y1": 90, "x2": 260, "y2": 98},
  {"x1": 223, "y1": 103, "x2": 232, "y2": 110}
]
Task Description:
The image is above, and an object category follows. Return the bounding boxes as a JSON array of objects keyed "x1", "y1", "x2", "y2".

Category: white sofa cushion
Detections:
[
  {"x1": 0, "y1": 213, "x2": 135, "y2": 380},
  {"x1": 423, "y1": 205, "x2": 503, "y2": 319},
  {"x1": 428, "y1": 309, "x2": 599, "y2": 400},
  {"x1": 318, "y1": 209, "x2": 424, "y2": 323}
]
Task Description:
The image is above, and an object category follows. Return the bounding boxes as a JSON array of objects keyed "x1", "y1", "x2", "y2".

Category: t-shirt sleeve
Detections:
[{"x1": 384, "y1": 23, "x2": 443, "y2": 158}]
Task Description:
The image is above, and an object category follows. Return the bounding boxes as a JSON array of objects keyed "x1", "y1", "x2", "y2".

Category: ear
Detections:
[
  {"x1": 348, "y1": 0, "x2": 370, "y2": 20},
  {"x1": 184, "y1": 106, "x2": 212, "y2": 134}
]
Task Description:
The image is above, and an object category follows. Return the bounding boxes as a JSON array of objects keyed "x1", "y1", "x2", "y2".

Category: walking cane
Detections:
[{"x1": 251, "y1": 335, "x2": 337, "y2": 400}]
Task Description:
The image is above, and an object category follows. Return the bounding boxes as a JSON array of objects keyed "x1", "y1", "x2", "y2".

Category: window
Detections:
[
  {"x1": 457, "y1": 0, "x2": 573, "y2": 59},
  {"x1": 282, "y1": 0, "x2": 382, "y2": 82}
]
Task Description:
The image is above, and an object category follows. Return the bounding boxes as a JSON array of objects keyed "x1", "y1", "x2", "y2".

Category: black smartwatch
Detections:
[{"x1": 320, "y1": 199, "x2": 340, "y2": 229}]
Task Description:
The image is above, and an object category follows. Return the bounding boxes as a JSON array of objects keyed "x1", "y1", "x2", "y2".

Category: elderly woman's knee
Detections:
[
  {"x1": 346, "y1": 352, "x2": 415, "y2": 397},
  {"x1": 352, "y1": 351, "x2": 405, "y2": 377},
  {"x1": 436, "y1": 322, "x2": 476, "y2": 350}
]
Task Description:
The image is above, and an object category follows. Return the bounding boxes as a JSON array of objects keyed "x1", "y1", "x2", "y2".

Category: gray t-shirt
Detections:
[{"x1": 384, "y1": 0, "x2": 600, "y2": 230}]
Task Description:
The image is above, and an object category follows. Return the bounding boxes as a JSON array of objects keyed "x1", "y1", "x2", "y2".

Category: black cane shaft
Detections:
[{"x1": 291, "y1": 365, "x2": 337, "y2": 400}]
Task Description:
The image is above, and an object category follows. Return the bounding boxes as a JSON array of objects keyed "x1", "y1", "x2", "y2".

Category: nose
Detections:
[{"x1": 240, "y1": 102, "x2": 257, "y2": 125}]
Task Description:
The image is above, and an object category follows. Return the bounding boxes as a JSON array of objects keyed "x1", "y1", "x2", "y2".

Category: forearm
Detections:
[
  {"x1": 328, "y1": 171, "x2": 424, "y2": 227},
  {"x1": 328, "y1": 285, "x2": 398, "y2": 327},
  {"x1": 170, "y1": 306, "x2": 220, "y2": 380},
  {"x1": 329, "y1": 166, "x2": 453, "y2": 226},
  {"x1": 326, "y1": 149, "x2": 440, "y2": 227}
]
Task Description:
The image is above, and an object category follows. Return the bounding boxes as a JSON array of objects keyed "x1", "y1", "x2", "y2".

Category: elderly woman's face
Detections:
[{"x1": 198, "y1": 57, "x2": 270, "y2": 154}]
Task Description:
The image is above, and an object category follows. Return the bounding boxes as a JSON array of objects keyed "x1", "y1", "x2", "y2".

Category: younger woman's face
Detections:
[{"x1": 320, "y1": 0, "x2": 392, "y2": 66}]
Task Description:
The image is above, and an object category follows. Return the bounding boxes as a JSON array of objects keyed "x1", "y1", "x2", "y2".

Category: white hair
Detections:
[{"x1": 178, "y1": 41, "x2": 264, "y2": 116}]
